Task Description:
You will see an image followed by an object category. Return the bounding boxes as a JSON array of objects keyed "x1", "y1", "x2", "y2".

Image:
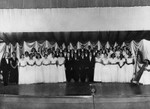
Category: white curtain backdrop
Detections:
[
  {"x1": 0, "y1": 43, "x2": 6, "y2": 61},
  {"x1": 0, "y1": 7, "x2": 150, "y2": 32},
  {"x1": 142, "y1": 39, "x2": 150, "y2": 60},
  {"x1": 0, "y1": 39, "x2": 150, "y2": 61}
]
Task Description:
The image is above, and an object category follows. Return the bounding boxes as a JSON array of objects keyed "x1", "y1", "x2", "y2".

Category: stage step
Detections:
[{"x1": 1, "y1": 95, "x2": 150, "y2": 109}]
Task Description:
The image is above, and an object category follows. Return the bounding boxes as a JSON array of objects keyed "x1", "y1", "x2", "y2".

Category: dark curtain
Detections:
[{"x1": 1, "y1": 31, "x2": 150, "y2": 45}]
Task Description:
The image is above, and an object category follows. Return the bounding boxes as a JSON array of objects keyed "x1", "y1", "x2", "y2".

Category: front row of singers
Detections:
[
  {"x1": 1, "y1": 51, "x2": 150, "y2": 86},
  {"x1": 19, "y1": 53, "x2": 66, "y2": 84}
]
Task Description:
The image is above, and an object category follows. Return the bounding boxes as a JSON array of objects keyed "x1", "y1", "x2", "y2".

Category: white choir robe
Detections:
[
  {"x1": 19, "y1": 58, "x2": 27, "y2": 84},
  {"x1": 35, "y1": 58, "x2": 44, "y2": 83},
  {"x1": 43, "y1": 58, "x2": 50, "y2": 83},
  {"x1": 50, "y1": 57, "x2": 58, "y2": 83},
  {"x1": 57, "y1": 57, "x2": 66, "y2": 82}
]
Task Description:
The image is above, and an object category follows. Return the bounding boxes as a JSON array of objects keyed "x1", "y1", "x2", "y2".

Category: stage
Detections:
[{"x1": 1, "y1": 82, "x2": 150, "y2": 109}]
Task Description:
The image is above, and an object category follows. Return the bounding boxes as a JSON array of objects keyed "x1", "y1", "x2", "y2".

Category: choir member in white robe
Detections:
[
  {"x1": 118, "y1": 54, "x2": 126, "y2": 82},
  {"x1": 42, "y1": 54, "x2": 50, "y2": 83},
  {"x1": 125, "y1": 54, "x2": 135, "y2": 82},
  {"x1": 109, "y1": 54, "x2": 118, "y2": 82},
  {"x1": 57, "y1": 53, "x2": 66, "y2": 82},
  {"x1": 24, "y1": 51, "x2": 29, "y2": 61},
  {"x1": 26, "y1": 54, "x2": 36, "y2": 84},
  {"x1": 102, "y1": 54, "x2": 110, "y2": 82},
  {"x1": 49, "y1": 53, "x2": 58, "y2": 83},
  {"x1": 94, "y1": 53, "x2": 102, "y2": 82},
  {"x1": 35, "y1": 53, "x2": 43, "y2": 83},
  {"x1": 115, "y1": 50, "x2": 120, "y2": 59},
  {"x1": 19, "y1": 54, "x2": 27, "y2": 84},
  {"x1": 48, "y1": 52, "x2": 52, "y2": 60}
]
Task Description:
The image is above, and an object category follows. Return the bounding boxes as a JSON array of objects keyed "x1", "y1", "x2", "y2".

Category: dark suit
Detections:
[
  {"x1": 65, "y1": 56, "x2": 72, "y2": 82},
  {"x1": 1, "y1": 58, "x2": 10, "y2": 85},
  {"x1": 9, "y1": 57, "x2": 18, "y2": 84},
  {"x1": 79, "y1": 55, "x2": 86, "y2": 82},
  {"x1": 73, "y1": 55, "x2": 80, "y2": 82},
  {"x1": 87, "y1": 54, "x2": 95, "y2": 82},
  {"x1": 84, "y1": 54, "x2": 89, "y2": 81}
]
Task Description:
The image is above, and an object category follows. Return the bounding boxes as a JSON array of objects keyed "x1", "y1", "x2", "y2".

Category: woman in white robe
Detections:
[
  {"x1": 102, "y1": 53, "x2": 110, "y2": 82},
  {"x1": 125, "y1": 54, "x2": 135, "y2": 83},
  {"x1": 18, "y1": 54, "x2": 27, "y2": 84},
  {"x1": 24, "y1": 51, "x2": 29, "y2": 62},
  {"x1": 57, "y1": 53, "x2": 66, "y2": 82},
  {"x1": 109, "y1": 53, "x2": 118, "y2": 82},
  {"x1": 49, "y1": 53, "x2": 58, "y2": 83},
  {"x1": 94, "y1": 53, "x2": 102, "y2": 82},
  {"x1": 42, "y1": 54, "x2": 50, "y2": 83},
  {"x1": 94, "y1": 52, "x2": 102, "y2": 82},
  {"x1": 26, "y1": 54, "x2": 36, "y2": 84},
  {"x1": 118, "y1": 54, "x2": 126, "y2": 83},
  {"x1": 35, "y1": 53, "x2": 43, "y2": 83}
]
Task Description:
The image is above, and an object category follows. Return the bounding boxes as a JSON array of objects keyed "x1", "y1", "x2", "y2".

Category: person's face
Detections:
[
  {"x1": 89, "y1": 52, "x2": 92, "y2": 56},
  {"x1": 12, "y1": 53, "x2": 16, "y2": 57},
  {"x1": 21, "y1": 55, "x2": 24, "y2": 59},
  {"x1": 74, "y1": 54, "x2": 77, "y2": 58},
  {"x1": 110, "y1": 47, "x2": 112, "y2": 50},
  {"x1": 60, "y1": 53, "x2": 62, "y2": 57},
  {"x1": 104, "y1": 54, "x2": 107, "y2": 58},
  {"x1": 112, "y1": 55, "x2": 114, "y2": 58},
  {"x1": 145, "y1": 60, "x2": 149, "y2": 65},
  {"x1": 97, "y1": 53, "x2": 100, "y2": 57},
  {"x1": 25, "y1": 52, "x2": 29, "y2": 57},
  {"x1": 44, "y1": 55, "x2": 48, "y2": 58},
  {"x1": 126, "y1": 49, "x2": 129, "y2": 54},
  {"x1": 30, "y1": 55, "x2": 33, "y2": 59}
]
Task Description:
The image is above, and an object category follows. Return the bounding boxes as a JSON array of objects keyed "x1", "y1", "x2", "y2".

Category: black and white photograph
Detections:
[{"x1": 0, "y1": 0, "x2": 150, "y2": 109}]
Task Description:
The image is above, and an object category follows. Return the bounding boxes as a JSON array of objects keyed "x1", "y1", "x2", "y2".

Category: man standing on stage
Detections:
[
  {"x1": 9, "y1": 52, "x2": 19, "y2": 84},
  {"x1": 87, "y1": 51, "x2": 95, "y2": 82},
  {"x1": 0, "y1": 52, "x2": 10, "y2": 86},
  {"x1": 79, "y1": 50, "x2": 86, "y2": 82}
]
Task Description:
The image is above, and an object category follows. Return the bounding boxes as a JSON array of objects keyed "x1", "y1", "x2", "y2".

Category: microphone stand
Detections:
[{"x1": 90, "y1": 84, "x2": 96, "y2": 109}]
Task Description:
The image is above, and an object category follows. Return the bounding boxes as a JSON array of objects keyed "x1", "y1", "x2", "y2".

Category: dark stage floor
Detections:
[{"x1": 0, "y1": 82, "x2": 150, "y2": 97}]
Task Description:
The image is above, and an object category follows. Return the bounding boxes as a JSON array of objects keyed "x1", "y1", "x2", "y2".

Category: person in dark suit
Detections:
[
  {"x1": 79, "y1": 51, "x2": 86, "y2": 82},
  {"x1": 84, "y1": 50, "x2": 89, "y2": 82},
  {"x1": 73, "y1": 53, "x2": 80, "y2": 82},
  {"x1": 87, "y1": 51, "x2": 95, "y2": 82},
  {"x1": 9, "y1": 52, "x2": 19, "y2": 84},
  {"x1": 70, "y1": 50, "x2": 74, "y2": 82},
  {"x1": 1, "y1": 52, "x2": 10, "y2": 86},
  {"x1": 65, "y1": 52, "x2": 72, "y2": 82}
]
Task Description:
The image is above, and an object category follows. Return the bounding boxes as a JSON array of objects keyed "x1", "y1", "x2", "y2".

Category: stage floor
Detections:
[
  {"x1": 0, "y1": 82, "x2": 150, "y2": 98},
  {"x1": 1, "y1": 83, "x2": 150, "y2": 109}
]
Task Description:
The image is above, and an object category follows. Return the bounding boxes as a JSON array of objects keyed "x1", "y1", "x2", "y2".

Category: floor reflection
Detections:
[{"x1": 0, "y1": 83, "x2": 150, "y2": 97}]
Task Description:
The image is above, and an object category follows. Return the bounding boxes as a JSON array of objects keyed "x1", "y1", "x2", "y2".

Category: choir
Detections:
[{"x1": 1, "y1": 44, "x2": 136, "y2": 85}]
